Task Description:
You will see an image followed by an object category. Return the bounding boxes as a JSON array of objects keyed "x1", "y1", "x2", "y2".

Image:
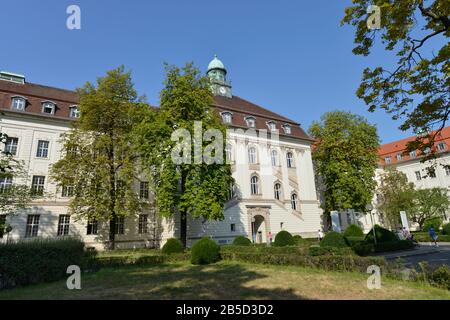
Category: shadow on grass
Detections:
[{"x1": 0, "y1": 262, "x2": 310, "y2": 300}]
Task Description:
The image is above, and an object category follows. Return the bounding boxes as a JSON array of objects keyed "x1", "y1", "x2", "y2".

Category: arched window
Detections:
[
  {"x1": 11, "y1": 97, "x2": 26, "y2": 111},
  {"x1": 225, "y1": 143, "x2": 233, "y2": 163},
  {"x1": 286, "y1": 152, "x2": 294, "y2": 168},
  {"x1": 245, "y1": 117, "x2": 256, "y2": 128},
  {"x1": 250, "y1": 175, "x2": 259, "y2": 195},
  {"x1": 248, "y1": 146, "x2": 257, "y2": 164},
  {"x1": 291, "y1": 193, "x2": 298, "y2": 211},
  {"x1": 42, "y1": 101, "x2": 56, "y2": 115},
  {"x1": 271, "y1": 149, "x2": 278, "y2": 166},
  {"x1": 221, "y1": 112, "x2": 232, "y2": 124},
  {"x1": 274, "y1": 183, "x2": 282, "y2": 200}
]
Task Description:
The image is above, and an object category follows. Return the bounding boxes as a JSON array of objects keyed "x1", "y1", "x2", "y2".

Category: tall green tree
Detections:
[
  {"x1": 342, "y1": 0, "x2": 449, "y2": 152},
  {"x1": 0, "y1": 133, "x2": 35, "y2": 236},
  {"x1": 377, "y1": 168, "x2": 417, "y2": 228},
  {"x1": 309, "y1": 111, "x2": 380, "y2": 225},
  {"x1": 410, "y1": 187, "x2": 450, "y2": 230},
  {"x1": 132, "y1": 63, "x2": 233, "y2": 247},
  {"x1": 51, "y1": 66, "x2": 146, "y2": 249}
]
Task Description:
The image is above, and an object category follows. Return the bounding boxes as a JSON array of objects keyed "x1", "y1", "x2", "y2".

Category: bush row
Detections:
[
  {"x1": 221, "y1": 245, "x2": 309, "y2": 255},
  {"x1": 412, "y1": 233, "x2": 450, "y2": 242},
  {"x1": 0, "y1": 238, "x2": 88, "y2": 289},
  {"x1": 95, "y1": 253, "x2": 189, "y2": 268}
]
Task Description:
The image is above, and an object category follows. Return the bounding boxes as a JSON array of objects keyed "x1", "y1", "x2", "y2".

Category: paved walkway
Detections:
[{"x1": 377, "y1": 243, "x2": 450, "y2": 268}]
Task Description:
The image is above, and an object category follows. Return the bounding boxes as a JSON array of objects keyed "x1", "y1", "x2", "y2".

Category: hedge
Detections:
[
  {"x1": 320, "y1": 232, "x2": 348, "y2": 248},
  {"x1": 365, "y1": 225, "x2": 398, "y2": 243},
  {"x1": 308, "y1": 245, "x2": 355, "y2": 257},
  {"x1": 232, "y1": 236, "x2": 252, "y2": 246},
  {"x1": 221, "y1": 245, "x2": 309, "y2": 255},
  {"x1": 95, "y1": 253, "x2": 189, "y2": 268},
  {"x1": 373, "y1": 240, "x2": 414, "y2": 253},
  {"x1": 412, "y1": 233, "x2": 450, "y2": 242},
  {"x1": 274, "y1": 231, "x2": 296, "y2": 247},
  {"x1": 221, "y1": 252, "x2": 388, "y2": 273},
  {"x1": 0, "y1": 238, "x2": 87, "y2": 289}
]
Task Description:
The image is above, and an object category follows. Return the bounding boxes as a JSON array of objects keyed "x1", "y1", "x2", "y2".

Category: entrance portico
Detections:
[{"x1": 247, "y1": 206, "x2": 271, "y2": 244}]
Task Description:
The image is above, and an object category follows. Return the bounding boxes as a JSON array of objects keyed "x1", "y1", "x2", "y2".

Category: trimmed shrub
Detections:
[
  {"x1": 320, "y1": 232, "x2": 348, "y2": 248},
  {"x1": 191, "y1": 237, "x2": 221, "y2": 265},
  {"x1": 344, "y1": 236, "x2": 365, "y2": 247},
  {"x1": 373, "y1": 240, "x2": 414, "y2": 253},
  {"x1": 423, "y1": 218, "x2": 443, "y2": 232},
  {"x1": 161, "y1": 238, "x2": 184, "y2": 255},
  {"x1": 293, "y1": 235, "x2": 304, "y2": 245},
  {"x1": 0, "y1": 238, "x2": 86, "y2": 289},
  {"x1": 442, "y1": 223, "x2": 450, "y2": 235},
  {"x1": 273, "y1": 231, "x2": 296, "y2": 247},
  {"x1": 351, "y1": 242, "x2": 374, "y2": 256},
  {"x1": 365, "y1": 225, "x2": 398, "y2": 243},
  {"x1": 232, "y1": 236, "x2": 252, "y2": 246},
  {"x1": 308, "y1": 245, "x2": 354, "y2": 256},
  {"x1": 343, "y1": 224, "x2": 364, "y2": 238}
]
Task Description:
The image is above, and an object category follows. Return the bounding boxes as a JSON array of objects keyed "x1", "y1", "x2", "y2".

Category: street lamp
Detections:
[{"x1": 365, "y1": 204, "x2": 377, "y2": 246}]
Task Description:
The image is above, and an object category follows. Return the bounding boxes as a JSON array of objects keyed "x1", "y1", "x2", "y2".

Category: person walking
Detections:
[
  {"x1": 428, "y1": 227, "x2": 439, "y2": 247},
  {"x1": 318, "y1": 229, "x2": 324, "y2": 242}
]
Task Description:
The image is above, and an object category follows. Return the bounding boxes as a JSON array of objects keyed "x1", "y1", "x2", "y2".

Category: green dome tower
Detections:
[{"x1": 207, "y1": 55, "x2": 232, "y2": 98}]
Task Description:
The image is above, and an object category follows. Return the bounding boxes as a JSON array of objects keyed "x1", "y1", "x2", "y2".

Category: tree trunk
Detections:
[
  {"x1": 109, "y1": 216, "x2": 116, "y2": 250},
  {"x1": 180, "y1": 212, "x2": 187, "y2": 248}
]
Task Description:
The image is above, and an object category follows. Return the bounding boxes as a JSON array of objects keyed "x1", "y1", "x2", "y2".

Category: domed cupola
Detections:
[{"x1": 207, "y1": 55, "x2": 232, "y2": 98}]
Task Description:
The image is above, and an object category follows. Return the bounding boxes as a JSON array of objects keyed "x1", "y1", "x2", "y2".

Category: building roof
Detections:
[
  {"x1": 0, "y1": 77, "x2": 312, "y2": 142},
  {"x1": 378, "y1": 126, "x2": 450, "y2": 165}
]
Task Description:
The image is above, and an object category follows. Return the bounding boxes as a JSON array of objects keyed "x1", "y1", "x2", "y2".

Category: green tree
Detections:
[
  {"x1": 309, "y1": 111, "x2": 380, "y2": 225},
  {"x1": 132, "y1": 63, "x2": 234, "y2": 247},
  {"x1": 342, "y1": 0, "x2": 449, "y2": 152},
  {"x1": 51, "y1": 66, "x2": 146, "y2": 249},
  {"x1": 0, "y1": 133, "x2": 35, "y2": 236},
  {"x1": 377, "y1": 168, "x2": 417, "y2": 228},
  {"x1": 411, "y1": 187, "x2": 450, "y2": 230}
]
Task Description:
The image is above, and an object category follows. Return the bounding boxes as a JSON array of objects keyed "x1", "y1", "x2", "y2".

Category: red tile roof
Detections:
[
  {"x1": 0, "y1": 79, "x2": 312, "y2": 141},
  {"x1": 378, "y1": 126, "x2": 450, "y2": 165}
]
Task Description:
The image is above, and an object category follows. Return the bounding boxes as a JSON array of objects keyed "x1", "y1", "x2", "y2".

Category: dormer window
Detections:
[
  {"x1": 283, "y1": 124, "x2": 292, "y2": 135},
  {"x1": 221, "y1": 112, "x2": 232, "y2": 124},
  {"x1": 437, "y1": 142, "x2": 446, "y2": 152},
  {"x1": 11, "y1": 97, "x2": 26, "y2": 111},
  {"x1": 42, "y1": 102, "x2": 56, "y2": 115},
  {"x1": 245, "y1": 117, "x2": 256, "y2": 128},
  {"x1": 70, "y1": 106, "x2": 80, "y2": 118},
  {"x1": 267, "y1": 121, "x2": 277, "y2": 132}
]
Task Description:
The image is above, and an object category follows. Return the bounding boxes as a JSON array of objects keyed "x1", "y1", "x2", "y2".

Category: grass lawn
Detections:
[{"x1": 1, "y1": 261, "x2": 449, "y2": 300}]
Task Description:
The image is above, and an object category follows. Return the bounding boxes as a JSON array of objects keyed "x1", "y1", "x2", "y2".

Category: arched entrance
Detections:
[{"x1": 247, "y1": 207, "x2": 271, "y2": 244}]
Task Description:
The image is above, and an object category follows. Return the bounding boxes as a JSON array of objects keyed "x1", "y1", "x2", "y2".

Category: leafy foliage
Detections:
[
  {"x1": 365, "y1": 225, "x2": 398, "y2": 243},
  {"x1": 161, "y1": 238, "x2": 184, "y2": 254},
  {"x1": 273, "y1": 230, "x2": 296, "y2": 247},
  {"x1": 342, "y1": 0, "x2": 450, "y2": 153},
  {"x1": 132, "y1": 63, "x2": 234, "y2": 246},
  {"x1": 309, "y1": 111, "x2": 379, "y2": 220},
  {"x1": 442, "y1": 223, "x2": 450, "y2": 235},
  {"x1": 423, "y1": 217, "x2": 443, "y2": 232},
  {"x1": 190, "y1": 237, "x2": 221, "y2": 265},
  {"x1": 411, "y1": 188, "x2": 450, "y2": 230},
  {"x1": 343, "y1": 224, "x2": 364, "y2": 237},
  {"x1": 377, "y1": 168, "x2": 417, "y2": 228},
  {"x1": 50, "y1": 66, "x2": 146, "y2": 249},
  {"x1": 232, "y1": 236, "x2": 252, "y2": 246},
  {"x1": 320, "y1": 232, "x2": 349, "y2": 248}
]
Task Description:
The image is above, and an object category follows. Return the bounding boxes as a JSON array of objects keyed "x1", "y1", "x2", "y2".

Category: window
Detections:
[
  {"x1": 140, "y1": 181, "x2": 149, "y2": 200},
  {"x1": 11, "y1": 97, "x2": 26, "y2": 111},
  {"x1": 0, "y1": 215, "x2": 6, "y2": 239},
  {"x1": 138, "y1": 214, "x2": 148, "y2": 234},
  {"x1": 69, "y1": 106, "x2": 80, "y2": 118},
  {"x1": 250, "y1": 176, "x2": 259, "y2": 195},
  {"x1": 445, "y1": 166, "x2": 450, "y2": 176},
  {"x1": 25, "y1": 215, "x2": 40, "y2": 238},
  {"x1": 31, "y1": 176, "x2": 45, "y2": 195},
  {"x1": 424, "y1": 147, "x2": 431, "y2": 154},
  {"x1": 221, "y1": 112, "x2": 232, "y2": 124},
  {"x1": 271, "y1": 149, "x2": 278, "y2": 166},
  {"x1": 248, "y1": 147, "x2": 257, "y2": 164},
  {"x1": 36, "y1": 140, "x2": 49, "y2": 158},
  {"x1": 267, "y1": 121, "x2": 277, "y2": 132},
  {"x1": 415, "y1": 171, "x2": 422, "y2": 181},
  {"x1": 0, "y1": 177, "x2": 12, "y2": 193},
  {"x1": 5, "y1": 137, "x2": 18, "y2": 155},
  {"x1": 228, "y1": 183, "x2": 236, "y2": 200},
  {"x1": 42, "y1": 102, "x2": 55, "y2": 114},
  {"x1": 245, "y1": 117, "x2": 256, "y2": 128},
  {"x1": 87, "y1": 219, "x2": 98, "y2": 235},
  {"x1": 429, "y1": 169, "x2": 437, "y2": 178},
  {"x1": 115, "y1": 216, "x2": 124, "y2": 235},
  {"x1": 286, "y1": 152, "x2": 294, "y2": 168},
  {"x1": 274, "y1": 183, "x2": 282, "y2": 200},
  {"x1": 61, "y1": 185, "x2": 74, "y2": 197},
  {"x1": 410, "y1": 150, "x2": 417, "y2": 158},
  {"x1": 230, "y1": 224, "x2": 236, "y2": 232},
  {"x1": 384, "y1": 156, "x2": 391, "y2": 164},
  {"x1": 396, "y1": 153, "x2": 402, "y2": 161},
  {"x1": 225, "y1": 143, "x2": 233, "y2": 163},
  {"x1": 57, "y1": 215, "x2": 70, "y2": 236},
  {"x1": 437, "y1": 143, "x2": 446, "y2": 152},
  {"x1": 291, "y1": 193, "x2": 299, "y2": 211},
  {"x1": 283, "y1": 124, "x2": 292, "y2": 135}
]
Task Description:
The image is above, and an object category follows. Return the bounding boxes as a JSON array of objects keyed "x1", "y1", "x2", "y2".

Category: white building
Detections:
[{"x1": 0, "y1": 57, "x2": 323, "y2": 249}]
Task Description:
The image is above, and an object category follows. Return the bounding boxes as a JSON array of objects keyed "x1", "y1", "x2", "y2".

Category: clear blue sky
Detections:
[{"x1": 0, "y1": 0, "x2": 423, "y2": 143}]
